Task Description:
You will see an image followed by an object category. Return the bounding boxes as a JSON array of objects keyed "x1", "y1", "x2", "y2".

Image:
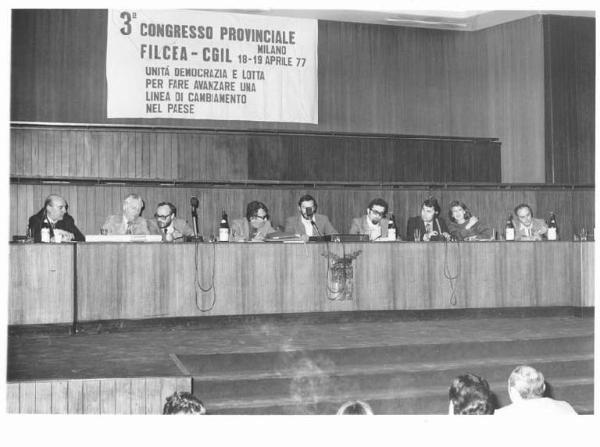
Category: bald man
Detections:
[{"x1": 28, "y1": 194, "x2": 85, "y2": 242}]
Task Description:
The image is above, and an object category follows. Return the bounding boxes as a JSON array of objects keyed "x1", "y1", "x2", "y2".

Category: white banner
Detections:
[{"x1": 106, "y1": 10, "x2": 318, "y2": 123}]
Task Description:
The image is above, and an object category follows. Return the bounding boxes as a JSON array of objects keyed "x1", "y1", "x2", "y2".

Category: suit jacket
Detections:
[
  {"x1": 102, "y1": 214, "x2": 151, "y2": 235},
  {"x1": 28, "y1": 209, "x2": 85, "y2": 242},
  {"x1": 231, "y1": 218, "x2": 277, "y2": 241},
  {"x1": 349, "y1": 215, "x2": 389, "y2": 240},
  {"x1": 512, "y1": 217, "x2": 548, "y2": 241},
  {"x1": 284, "y1": 213, "x2": 337, "y2": 236},
  {"x1": 148, "y1": 217, "x2": 194, "y2": 242},
  {"x1": 406, "y1": 216, "x2": 449, "y2": 241}
]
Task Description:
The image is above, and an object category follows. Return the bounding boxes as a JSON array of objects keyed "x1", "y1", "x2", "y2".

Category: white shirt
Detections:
[
  {"x1": 366, "y1": 217, "x2": 382, "y2": 241},
  {"x1": 301, "y1": 216, "x2": 314, "y2": 236}
]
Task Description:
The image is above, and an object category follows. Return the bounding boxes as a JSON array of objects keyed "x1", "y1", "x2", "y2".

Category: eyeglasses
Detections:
[
  {"x1": 369, "y1": 208, "x2": 386, "y2": 218},
  {"x1": 250, "y1": 215, "x2": 267, "y2": 221},
  {"x1": 155, "y1": 213, "x2": 172, "y2": 220}
]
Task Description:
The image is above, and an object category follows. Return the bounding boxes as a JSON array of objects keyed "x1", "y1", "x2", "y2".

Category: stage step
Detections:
[{"x1": 181, "y1": 334, "x2": 593, "y2": 415}]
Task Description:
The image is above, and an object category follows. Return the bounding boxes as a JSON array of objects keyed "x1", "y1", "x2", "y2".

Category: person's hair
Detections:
[
  {"x1": 422, "y1": 197, "x2": 441, "y2": 216},
  {"x1": 156, "y1": 201, "x2": 177, "y2": 216},
  {"x1": 368, "y1": 198, "x2": 389, "y2": 216},
  {"x1": 298, "y1": 194, "x2": 317, "y2": 209},
  {"x1": 44, "y1": 194, "x2": 67, "y2": 210},
  {"x1": 246, "y1": 201, "x2": 269, "y2": 221},
  {"x1": 123, "y1": 193, "x2": 144, "y2": 209},
  {"x1": 336, "y1": 400, "x2": 374, "y2": 415},
  {"x1": 514, "y1": 203, "x2": 533, "y2": 217},
  {"x1": 449, "y1": 373, "x2": 494, "y2": 415},
  {"x1": 508, "y1": 365, "x2": 546, "y2": 399},
  {"x1": 163, "y1": 391, "x2": 206, "y2": 415},
  {"x1": 448, "y1": 200, "x2": 473, "y2": 223}
]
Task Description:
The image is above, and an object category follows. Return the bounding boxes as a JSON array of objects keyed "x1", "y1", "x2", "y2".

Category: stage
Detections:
[{"x1": 7, "y1": 308, "x2": 594, "y2": 414}]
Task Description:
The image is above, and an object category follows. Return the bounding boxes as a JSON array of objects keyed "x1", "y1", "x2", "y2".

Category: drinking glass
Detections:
[{"x1": 414, "y1": 229, "x2": 421, "y2": 242}]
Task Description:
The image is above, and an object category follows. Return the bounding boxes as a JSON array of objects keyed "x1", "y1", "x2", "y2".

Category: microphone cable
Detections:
[
  {"x1": 193, "y1": 238, "x2": 216, "y2": 312},
  {"x1": 442, "y1": 238, "x2": 461, "y2": 306}
]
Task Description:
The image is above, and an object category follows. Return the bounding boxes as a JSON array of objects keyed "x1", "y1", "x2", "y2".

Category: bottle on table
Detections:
[
  {"x1": 505, "y1": 214, "x2": 515, "y2": 241},
  {"x1": 547, "y1": 212, "x2": 558, "y2": 241},
  {"x1": 387, "y1": 214, "x2": 397, "y2": 241},
  {"x1": 219, "y1": 209, "x2": 230, "y2": 242}
]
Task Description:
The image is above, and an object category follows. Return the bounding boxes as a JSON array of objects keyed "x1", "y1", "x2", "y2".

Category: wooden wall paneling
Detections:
[
  {"x1": 13, "y1": 128, "x2": 24, "y2": 176},
  {"x1": 9, "y1": 244, "x2": 74, "y2": 325},
  {"x1": 115, "y1": 378, "x2": 132, "y2": 414},
  {"x1": 100, "y1": 378, "x2": 117, "y2": 414},
  {"x1": 144, "y1": 378, "x2": 163, "y2": 415},
  {"x1": 6, "y1": 383, "x2": 20, "y2": 413},
  {"x1": 19, "y1": 382, "x2": 36, "y2": 414},
  {"x1": 35, "y1": 381, "x2": 52, "y2": 414},
  {"x1": 581, "y1": 243, "x2": 594, "y2": 307},
  {"x1": 51, "y1": 380, "x2": 69, "y2": 414},
  {"x1": 353, "y1": 243, "x2": 395, "y2": 311},
  {"x1": 12, "y1": 11, "x2": 584, "y2": 184},
  {"x1": 82, "y1": 379, "x2": 101, "y2": 414},
  {"x1": 67, "y1": 379, "x2": 84, "y2": 414},
  {"x1": 23, "y1": 128, "x2": 32, "y2": 176},
  {"x1": 544, "y1": 16, "x2": 595, "y2": 185},
  {"x1": 130, "y1": 378, "x2": 147, "y2": 414}
]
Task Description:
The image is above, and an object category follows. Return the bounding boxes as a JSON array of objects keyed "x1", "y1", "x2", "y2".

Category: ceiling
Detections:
[{"x1": 212, "y1": 10, "x2": 595, "y2": 31}]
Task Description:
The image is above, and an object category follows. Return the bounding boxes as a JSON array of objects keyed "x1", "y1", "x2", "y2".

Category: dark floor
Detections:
[{"x1": 7, "y1": 309, "x2": 594, "y2": 382}]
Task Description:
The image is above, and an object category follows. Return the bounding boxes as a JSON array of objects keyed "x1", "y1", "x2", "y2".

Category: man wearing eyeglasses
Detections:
[
  {"x1": 231, "y1": 201, "x2": 277, "y2": 242},
  {"x1": 349, "y1": 198, "x2": 391, "y2": 241},
  {"x1": 149, "y1": 202, "x2": 194, "y2": 242}
]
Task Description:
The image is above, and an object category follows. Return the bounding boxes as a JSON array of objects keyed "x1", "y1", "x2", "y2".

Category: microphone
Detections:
[
  {"x1": 190, "y1": 196, "x2": 199, "y2": 238},
  {"x1": 305, "y1": 206, "x2": 314, "y2": 218},
  {"x1": 311, "y1": 220, "x2": 322, "y2": 237}
]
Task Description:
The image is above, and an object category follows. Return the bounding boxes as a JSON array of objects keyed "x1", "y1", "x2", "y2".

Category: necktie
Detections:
[{"x1": 126, "y1": 222, "x2": 133, "y2": 235}]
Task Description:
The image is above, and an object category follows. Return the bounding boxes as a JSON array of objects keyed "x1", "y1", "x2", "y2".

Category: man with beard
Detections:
[{"x1": 349, "y1": 198, "x2": 391, "y2": 241}]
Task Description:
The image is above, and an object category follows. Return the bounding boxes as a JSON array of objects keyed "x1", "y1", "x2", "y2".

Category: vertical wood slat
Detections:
[
  {"x1": 35, "y1": 381, "x2": 52, "y2": 414},
  {"x1": 51, "y1": 381, "x2": 69, "y2": 414},
  {"x1": 6, "y1": 383, "x2": 20, "y2": 413}
]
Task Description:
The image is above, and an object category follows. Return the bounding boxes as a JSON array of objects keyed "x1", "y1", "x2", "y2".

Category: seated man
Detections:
[
  {"x1": 163, "y1": 391, "x2": 206, "y2": 415},
  {"x1": 448, "y1": 373, "x2": 495, "y2": 415},
  {"x1": 231, "y1": 201, "x2": 277, "y2": 242},
  {"x1": 101, "y1": 193, "x2": 151, "y2": 235},
  {"x1": 495, "y1": 365, "x2": 577, "y2": 415},
  {"x1": 28, "y1": 194, "x2": 85, "y2": 242},
  {"x1": 406, "y1": 197, "x2": 450, "y2": 242},
  {"x1": 512, "y1": 204, "x2": 548, "y2": 241},
  {"x1": 349, "y1": 198, "x2": 391, "y2": 241},
  {"x1": 148, "y1": 202, "x2": 194, "y2": 242},
  {"x1": 285, "y1": 194, "x2": 337, "y2": 241}
]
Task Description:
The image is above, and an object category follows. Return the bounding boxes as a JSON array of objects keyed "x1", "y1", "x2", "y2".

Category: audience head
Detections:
[
  {"x1": 163, "y1": 391, "x2": 206, "y2": 415},
  {"x1": 514, "y1": 204, "x2": 534, "y2": 227},
  {"x1": 43, "y1": 194, "x2": 68, "y2": 222},
  {"x1": 421, "y1": 197, "x2": 441, "y2": 223},
  {"x1": 298, "y1": 194, "x2": 317, "y2": 219},
  {"x1": 122, "y1": 194, "x2": 144, "y2": 221},
  {"x1": 246, "y1": 201, "x2": 270, "y2": 229},
  {"x1": 336, "y1": 400, "x2": 374, "y2": 415},
  {"x1": 448, "y1": 373, "x2": 494, "y2": 415},
  {"x1": 155, "y1": 202, "x2": 177, "y2": 229},
  {"x1": 448, "y1": 201, "x2": 473, "y2": 224},
  {"x1": 367, "y1": 198, "x2": 388, "y2": 225},
  {"x1": 508, "y1": 365, "x2": 546, "y2": 402}
]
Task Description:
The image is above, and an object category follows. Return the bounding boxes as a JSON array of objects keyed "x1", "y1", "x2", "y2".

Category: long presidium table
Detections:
[{"x1": 9, "y1": 241, "x2": 594, "y2": 326}]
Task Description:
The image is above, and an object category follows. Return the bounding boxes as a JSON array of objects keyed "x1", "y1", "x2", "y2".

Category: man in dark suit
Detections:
[
  {"x1": 406, "y1": 197, "x2": 450, "y2": 242},
  {"x1": 284, "y1": 194, "x2": 337, "y2": 241},
  {"x1": 28, "y1": 194, "x2": 85, "y2": 242}
]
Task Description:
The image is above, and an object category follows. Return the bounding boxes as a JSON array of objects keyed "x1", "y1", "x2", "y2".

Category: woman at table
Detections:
[
  {"x1": 447, "y1": 201, "x2": 494, "y2": 241},
  {"x1": 231, "y1": 201, "x2": 277, "y2": 242}
]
